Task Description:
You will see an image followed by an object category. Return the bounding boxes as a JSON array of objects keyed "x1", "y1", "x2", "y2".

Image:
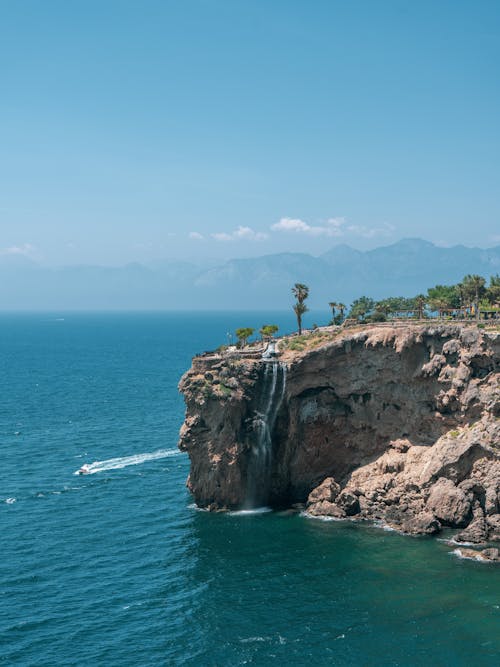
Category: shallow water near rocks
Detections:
[{"x1": 1, "y1": 312, "x2": 499, "y2": 666}]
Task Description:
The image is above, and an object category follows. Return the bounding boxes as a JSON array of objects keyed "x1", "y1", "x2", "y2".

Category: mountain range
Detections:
[{"x1": 1, "y1": 239, "x2": 499, "y2": 310}]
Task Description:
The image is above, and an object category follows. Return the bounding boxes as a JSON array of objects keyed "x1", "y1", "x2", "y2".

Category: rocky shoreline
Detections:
[{"x1": 178, "y1": 323, "x2": 499, "y2": 558}]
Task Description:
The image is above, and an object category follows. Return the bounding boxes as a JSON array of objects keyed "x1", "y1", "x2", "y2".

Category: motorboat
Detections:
[{"x1": 78, "y1": 464, "x2": 90, "y2": 475}]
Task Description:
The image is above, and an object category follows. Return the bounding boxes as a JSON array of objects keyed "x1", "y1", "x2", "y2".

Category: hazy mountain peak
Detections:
[{"x1": 1, "y1": 239, "x2": 499, "y2": 310}]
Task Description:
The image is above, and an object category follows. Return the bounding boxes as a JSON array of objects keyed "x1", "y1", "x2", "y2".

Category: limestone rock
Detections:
[
  {"x1": 307, "y1": 501, "x2": 345, "y2": 518},
  {"x1": 336, "y1": 490, "x2": 360, "y2": 516},
  {"x1": 455, "y1": 516, "x2": 488, "y2": 543},
  {"x1": 454, "y1": 547, "x2": 500, "y2": 562},
  {"x1": 401, "y1": 512, "x2": 441, "y2": 535},
  {"x1": 306, "y1": 477, "x2": 340, "y2": 506},
  {"x1": 426, "y1": 478, "x2": 472, "y2": 527},
  {"x1": 486, "y1": 515, "x2": 500, "y2": 541}
]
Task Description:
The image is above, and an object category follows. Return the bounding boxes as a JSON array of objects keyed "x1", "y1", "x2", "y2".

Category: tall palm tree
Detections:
[
  {"x1": 338, "y1": 303, "x2": 346, "y2": 321},
  {"x1": 292, "y1": 283, "x2": 310, "y2": 334},
  {"x1": 328, "y1": 302, "x2": 337, "y2": 321},
  {"x1": 293, "y1": 302, "x2": 308, "y2": 335},
  {"x1": 292, "y1": 283, "x2": 309, "y2": 304},
  {"x1": 415, "y1": 295, "x2": 426, "y2": 320}
]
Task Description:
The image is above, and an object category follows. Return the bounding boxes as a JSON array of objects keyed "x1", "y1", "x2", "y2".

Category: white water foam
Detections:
[
  {"x1": 188, "y1": 503, "x2": 210, "y2": 512},
  {"x1": 438, "y1": 537, "x2": 474, "y2": 547},
  {"x1": 228, "y1": 507, "x2": 272, "y2": 516},
  {"x1": 300, "y1": 510, "x2": 345, "y2": 522},
  {"x1": 450, "y1": 548, "x2": 492, "y2": 563},
  {"x1": 73, "y1": 448, "x2": 182, "y2": 475}
]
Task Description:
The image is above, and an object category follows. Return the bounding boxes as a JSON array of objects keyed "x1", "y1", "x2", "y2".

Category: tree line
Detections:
[
  {"x1": 232, "y1": 274, "x2": 499, "y2": 347},
  {"x1": 347, "y1": 274, "x2": 500, "y2": 323}
]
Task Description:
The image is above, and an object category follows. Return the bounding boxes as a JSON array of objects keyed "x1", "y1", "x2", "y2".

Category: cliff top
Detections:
[{"x1": 194, "y1": 321, "x2": 500, "y2": 367}]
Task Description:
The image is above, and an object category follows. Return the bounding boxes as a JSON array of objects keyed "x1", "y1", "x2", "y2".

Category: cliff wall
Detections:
[{"x1": 178, "y1": 324, "x2": 499, "y2": 542}]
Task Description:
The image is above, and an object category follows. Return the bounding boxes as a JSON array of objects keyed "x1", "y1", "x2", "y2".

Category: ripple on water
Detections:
[{"x1": 1, "y1": 313, "x2": 500, "y2": 667}]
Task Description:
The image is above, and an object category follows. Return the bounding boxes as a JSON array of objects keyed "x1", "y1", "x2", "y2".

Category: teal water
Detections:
[{"x1": 1, "y1": 313, "x2": 499, "y2": 666}]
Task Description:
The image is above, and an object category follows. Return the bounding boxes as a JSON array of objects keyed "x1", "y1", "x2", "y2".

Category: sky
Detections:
[{"x1": 0, "y1": 0, "x2": 499, "y2": 266}]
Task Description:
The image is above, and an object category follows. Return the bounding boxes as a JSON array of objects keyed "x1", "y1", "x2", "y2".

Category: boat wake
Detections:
[{"x1": 73, "y1": 448, "x2": 182, "y2": 475}]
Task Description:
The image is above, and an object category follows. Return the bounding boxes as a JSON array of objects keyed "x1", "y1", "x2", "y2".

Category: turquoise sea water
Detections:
[{"x1": 1, "y1": 312, "x2": 499, "y2": 666}]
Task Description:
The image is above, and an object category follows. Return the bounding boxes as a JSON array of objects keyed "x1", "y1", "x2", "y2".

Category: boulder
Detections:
[
  {"x1": 402, "y1": 511, "x2": 441, "y2": 535},
  {"x1": 486, "y1": 514, "x2": 500, "y2": 541},
  {"x1": 307, "y1": 500, "x2": 345, "y2": 518},
  {"x1": 426, "y1": 478, "x2": 472, "y2": 527},
  {"x1": 454, "y1": 547, "x2": 500, "y2": 562},
  {"x1": 337, "y1": 490, "x2": 360, "y2": 516},
  {"x1": 306, "y1": 477, "x2": 341, "y2": 506},
  {"x1": 455, "y1": 517, "x2": 488, "y2": 544}
]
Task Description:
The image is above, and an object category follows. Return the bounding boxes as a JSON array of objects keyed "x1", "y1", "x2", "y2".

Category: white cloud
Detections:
[
  {"x1": 189, "y1": 231, "x2": 204, "y2": 240},
  {"x1": 211, "y1": 226, "x2": 268, "y2": 242},
  {"x1": 271, "y1": 217, "x2": 395, "y2": 239},
  {"x1": 271, "y1": 216, "x2": 346, "y2": 237},
  {"x1": 0, "y1": 243, "x2": 37, "y2": 256},
  {"x1": 271, "y1": 217, "x2": 311, "y2": 233}
]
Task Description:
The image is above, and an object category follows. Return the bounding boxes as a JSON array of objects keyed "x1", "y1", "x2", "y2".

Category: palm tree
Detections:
[
  {"x1": 415, "y1": 295, "x2": 426, "y2": 320},
  {"x1": 328, "y1": 301, "x2": 337, "y2": 321},
  {"x1": 292, "y1": 283, "x2": 309, "y2": 304},
  {"x1": 292, "y1": 283, "x2": 310, "y2": 334},
  {"x1": 338, "y1": 303, "x2": 346, "y2": 321},
  {"x1": 293, "y1": 302, "x2": 308, "y2": 335},
  {"x1": 350, "y1": 296, "x2": 374, "y2": 321}
]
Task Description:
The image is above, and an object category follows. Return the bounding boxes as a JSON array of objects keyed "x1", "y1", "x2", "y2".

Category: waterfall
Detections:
[{"x1": 245, "y1": 361, "x2": 287, "y2": 508}]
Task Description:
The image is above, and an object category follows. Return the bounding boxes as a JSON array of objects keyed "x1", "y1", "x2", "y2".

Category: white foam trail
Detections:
[{"x1": 73, "y1": 448, "x2": 182, "y2": 475}]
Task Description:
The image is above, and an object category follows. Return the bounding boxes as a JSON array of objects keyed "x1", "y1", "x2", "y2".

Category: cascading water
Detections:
[{"x1": 245, "y1": 361, "x2": 287, "y2": 508}]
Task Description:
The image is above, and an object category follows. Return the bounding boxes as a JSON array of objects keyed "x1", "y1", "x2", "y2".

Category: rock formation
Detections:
[{"x1": 178, "y1": 324, "x2": 499, "y2": 544}]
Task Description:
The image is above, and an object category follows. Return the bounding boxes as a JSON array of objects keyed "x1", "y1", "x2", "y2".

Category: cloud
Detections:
[
  {"x1": 271, "y1": 217, "x2": 311, "y2": 233},
  {"x1": 271, "y1": 217, "x2": 395, "y2": 239},
  {"x1": 189, "y1": 231, "x2": 204, "y2": 240},
  {"x1": 0, "y1": 243, "x2": 37, "y2": 256},
  {"x1": 211, "y1": 226, "x2": 268, "y2": 242},
  {"x1": 271, "y1": 217, "x2": 346, "y2": 237}
]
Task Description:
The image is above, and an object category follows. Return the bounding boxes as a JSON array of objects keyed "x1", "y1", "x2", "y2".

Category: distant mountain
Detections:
[{"x1": 0, "y1": 239, "x2": 499, "y2": 310}]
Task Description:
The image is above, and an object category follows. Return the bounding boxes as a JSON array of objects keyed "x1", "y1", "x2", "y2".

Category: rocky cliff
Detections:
[{"x1": 178, "y1": 324, "x2": 499, "y2": 544}]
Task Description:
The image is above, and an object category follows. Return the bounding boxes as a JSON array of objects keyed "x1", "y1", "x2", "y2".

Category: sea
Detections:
[{"x1": 1, "y1": 312, "x2": 499, "y2": 666}]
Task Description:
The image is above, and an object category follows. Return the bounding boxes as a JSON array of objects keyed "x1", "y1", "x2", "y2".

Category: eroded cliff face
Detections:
[{"x1": 178, "y1": 324, "x2": 499, "y2": 542}]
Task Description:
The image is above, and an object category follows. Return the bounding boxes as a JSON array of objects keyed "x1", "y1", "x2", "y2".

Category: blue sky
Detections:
[{"x1": 1, "y1": 0, "x2": 499, "y2": 266}]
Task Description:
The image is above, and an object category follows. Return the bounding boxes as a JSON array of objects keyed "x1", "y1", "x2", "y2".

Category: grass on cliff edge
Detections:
[{"x1": 278, "y1": 321, "x2": 500, "y2": 354}]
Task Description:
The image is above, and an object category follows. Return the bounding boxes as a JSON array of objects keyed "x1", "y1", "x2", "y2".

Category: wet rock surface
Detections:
[
  {"x1": 179, "y1": 324, "x2": 499, "y2": 546},
  {"x1": 453, "y1": 547, "x2": 500, "y2": 562}
]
